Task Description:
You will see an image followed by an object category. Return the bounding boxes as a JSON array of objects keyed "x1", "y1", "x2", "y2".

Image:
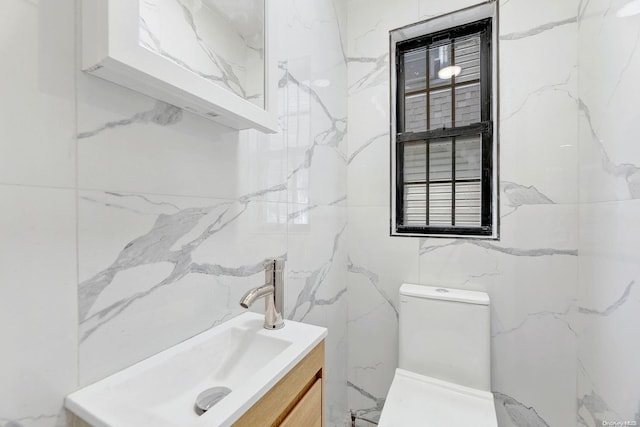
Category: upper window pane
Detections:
[
  {"x1": 403, "y1": 49, "x2": 427, "y2": 132},
  {"x1": 455, "y1": 82, "x2": 481, "y2": 126},
  {"x1": 429, "y1": 88, "x2": 452, "y2": 129},
  {"x1": 404, "y1": 48, "x2": 427, "y2": 92},
  {"x1": 429, "y1": 44, "x2": 452, "y2": 88},
  {"x1": 454, "y1": 36, "x2": 481, "y2": 83}
]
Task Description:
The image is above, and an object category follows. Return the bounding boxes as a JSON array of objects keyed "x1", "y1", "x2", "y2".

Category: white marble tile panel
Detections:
[
  {"x1": 499, "y1": 4, "x2": 579, "y2": 204},
  {"x1": 237, "y1": 129, "x2": 288, "y2": 203},
  {"x1": 577, "y1": 296, "x2": 640, "y2": 426},
  {"x1": 347, "y1": 83, "x2": 390, "y2": 208},
  {"x1": 288, "y1": 0, "x2": 348, "y2": 111},
  {"x1": 578, "y1": 0, "x2": 640, "y2": 202},
  {"x1": 499, "y1": 83, "x2": 578, "y2": 204},
  {"x1": 577, "y1": 113, "x2": 635, "y2": 204},
  {"x1": 492, "y1": 314, "x2": 576, "y2": 427},
  {"x1": 0, "y1": 0, "x2": 75, "y2": 189},
  {"x1": 347, "y1": 299, "x2": 397, "y2": 425},
  {"x1": 0, "y1": 185, "x2": 77, "y2": 427},
  {"x1": 285, "y1": 205, "x2": 347, "y2": 321},
  {"x1": 284, "y1": 0, "x2": 348, "y2": 207},
  {"x1": 577, "y1": 200, "x2": 640, "y2": 425},
  {"x1": 285, "y1": 203, "x2": 348, "y2": 426},
  {"x1": 77, "y1": 75, "x2": 241, "y2": 199}
]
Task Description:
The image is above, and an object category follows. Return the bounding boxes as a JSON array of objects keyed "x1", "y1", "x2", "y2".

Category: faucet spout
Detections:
[
  {"x1": 239, "y1": 284, "x2": 273, "y2": 309},
  {"x1": 238, "y1": 259, "x2": 285, "y2": 330}
]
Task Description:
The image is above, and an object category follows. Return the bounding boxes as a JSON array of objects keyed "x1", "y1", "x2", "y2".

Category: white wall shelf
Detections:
[{"x1": 81, "y1": 0, "x2": 278, "y2": 133}]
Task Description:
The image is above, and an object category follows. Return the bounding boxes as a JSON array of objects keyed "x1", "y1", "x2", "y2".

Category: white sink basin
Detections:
[{"x1": 65, "y1": 313, "x2": 327, "y2": 427}]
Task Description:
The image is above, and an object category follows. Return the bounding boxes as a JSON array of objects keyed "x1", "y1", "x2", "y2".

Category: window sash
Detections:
[
  {"x1": 394, "y1": 18, "x2": 493, "y2": 237},
  {"x1": 396, "y1": 130, "x2": 492, "y2": 235}
]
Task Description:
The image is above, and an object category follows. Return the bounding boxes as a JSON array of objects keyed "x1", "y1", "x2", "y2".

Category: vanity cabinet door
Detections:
[
  {"x1": 280, "y1": 378, "x2": 322, "y2": 427},
  {"x1": 233, "y1": 340, "x2": 325, "y2": 427}
]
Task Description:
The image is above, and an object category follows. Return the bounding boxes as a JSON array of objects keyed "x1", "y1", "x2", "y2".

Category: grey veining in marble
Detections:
[
  {"x1": 419, "y1": 239, "x2": 578, "y2": 257},
  {"x1": 288, "y1": 226, "x2": 347, "y2": 321},
  {"x1": 202, "y1": 0, "x2": 265, "y2": 51},
  {"x1": 501, "y1": 70, "x2": 576, "y2": 122},
  {"x1": 579, "y1": 99, "x2": 640, "y2": 198},
  {"x1": 78, "y1": 195, "x2": 269, "y2": 341},
  {"x1": 347, "y1": 53, "x2": 389, "y2": 94},
  {"x1": 287, "y1": 196, "x2": 346, "y2": 221},
  {"x1": 348, "y1": 132, "x2": 387, "y2": 164},
  {"x1": 577, "y1": 0, "x2": 591, "y2": 23},
  {"x1": 0, "y1": 413, "x2": 58, "y2": 427},
  {"x1": 208, "y1": 312, "x2": 236, "y2": 328},
  {"x1": 494, "y1": 392, "x2": 551, "y2": 427},
  {"x1": 240, "y1": 182, "x2": 288, "y2": 202},
  {"x1": 278, "y1": 65, "x2": 348, "y2": 185},
  {"x1": 501, "y1": 181, "x2": 555, "y2": 217},
  {"x1": 347, "y1": 381, "x2": 385, "y2": 422},
  {"x1": 607, "y1": 30, "x2": 640, "y2": 106},
  {"x1": 503, "y1": 181, "x2": 555, "y2": 205},
  {"x1": 578, "y1": 280, "x2": 636, "y2": 316},
  {"x1": 500, "y1": 16, "x2": 578, "y2": 41},
  {"x1": 493, "y1": 305, "x2": 575, "y2": 337},
  {"x1": 331, "y1": 1, "x2": 348, "y2": 67},
  {"x1": 281, "y1": 68, "x2": 348, "y2": 149},
  {"x1": 577, "y1": 390, "x2": 617, "y2": 426},
  {"x1": 77, "y1": 101, "x2": 183, "y2": 139},
  {"x1": 348, "y1": 257, "x2": 398, "y2": 318}
]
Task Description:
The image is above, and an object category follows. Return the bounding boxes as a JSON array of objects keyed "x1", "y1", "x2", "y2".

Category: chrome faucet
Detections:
[{"x1": 239, "y1": 259, "x2": 284, "y2": 330}]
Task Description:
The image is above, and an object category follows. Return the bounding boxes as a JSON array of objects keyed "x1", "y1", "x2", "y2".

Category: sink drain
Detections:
[{"x1": 195, "y1": 386, "x2": 232, "y2": 415}]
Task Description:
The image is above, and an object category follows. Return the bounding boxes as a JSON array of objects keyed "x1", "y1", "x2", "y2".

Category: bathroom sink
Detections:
[{"x1": 65, "y1": 313, "x2": 327, "y2": 427}]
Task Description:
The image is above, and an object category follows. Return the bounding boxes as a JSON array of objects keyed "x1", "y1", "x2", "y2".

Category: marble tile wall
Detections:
[
  {"x1": 0, "y1": 0, "x2": 348, "y2": 426},
  {"x1": 577, "y1": 0, "x2": 640, "y2": 425},
  {"x1": 0, "y1": 0, "x2": 78, "y2": 426},
  {"x1": 346, "y1": 1, "x2": 580, "y2": 426}
]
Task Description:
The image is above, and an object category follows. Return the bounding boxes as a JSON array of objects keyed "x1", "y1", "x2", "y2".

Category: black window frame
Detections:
[{"x1": 393, "y1": 18, "x2": 495, "y2": 238}]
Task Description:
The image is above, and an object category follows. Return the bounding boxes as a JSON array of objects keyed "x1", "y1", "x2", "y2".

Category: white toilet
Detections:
[{"x1": 378, "y1": 283, "x2": 498, "y2": 426}]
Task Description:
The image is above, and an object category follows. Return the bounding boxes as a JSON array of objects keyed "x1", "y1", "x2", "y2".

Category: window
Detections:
[{"x1": 390, "y1": 4, "x2": 498, "y2": 238}]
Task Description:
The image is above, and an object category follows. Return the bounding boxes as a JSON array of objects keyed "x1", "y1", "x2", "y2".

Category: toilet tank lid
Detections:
[{"x1": 400, "y1": 283, "x2": 490, "y2": 306}]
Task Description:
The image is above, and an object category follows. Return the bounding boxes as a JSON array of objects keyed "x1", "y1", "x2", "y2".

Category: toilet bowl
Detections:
[
  {"x1": 379, "y1": 369, "x2": 497, "y2": 426},
  {"x1": 378, "y1": 284, "x2": 498, "y2": 426}
]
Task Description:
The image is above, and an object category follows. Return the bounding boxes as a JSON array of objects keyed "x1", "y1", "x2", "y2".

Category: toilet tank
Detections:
[{"x1": 399, "y1": 283, "x2": 491, "y2": 391}]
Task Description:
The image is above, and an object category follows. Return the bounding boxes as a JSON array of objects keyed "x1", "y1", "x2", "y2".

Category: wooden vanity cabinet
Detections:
[{"x1": 233, "y1": 340, "x2": 325, "y2": 427}]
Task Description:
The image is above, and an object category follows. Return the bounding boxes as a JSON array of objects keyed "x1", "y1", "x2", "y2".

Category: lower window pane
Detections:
[
  {"x1": 455, "y1": 135, "x2": 481, "y2": 179},
  {"x1": 429, "y1": 182, "x2": 452, "y2": 225},
  {"x1": 429, "y1": 140, "x2": 452, "y2": 181},
  {"x1": 455, "y1": 181, "x2": 481, "y2": 226},
  {"x1": 401, "y1": 136, "x2": 485, "y2": 229},
  {"x1": 403, "y1": 141, "x2": 427, "y2": 182},
  {"x1": 404, "y1": 183, "x2": 427, "y2": 225}
]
